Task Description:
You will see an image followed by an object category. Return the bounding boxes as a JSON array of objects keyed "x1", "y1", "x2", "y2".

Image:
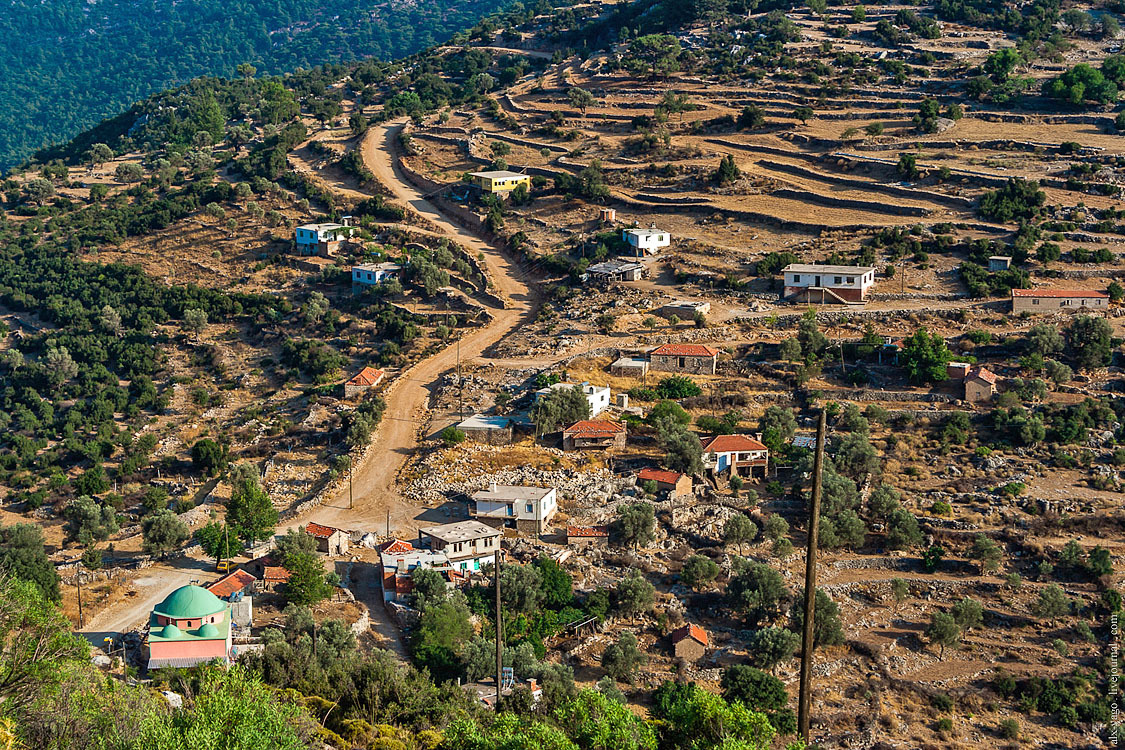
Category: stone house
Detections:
[
  {"x1": 305, "y1": 522, "x2": 350, "y2": 556},
  {"x1": 963, "y1": 367, "x2": 998, "y2": 403},
  {"x1": 649, "y1": 343, "x2": 719, "y2": 375},
  {"x1": 562, "y1": 419, "x2": 626, "y2": 450},
  {"x1": 1010, "y1": 288, "x2": 1110, "y2": 313},
  {"x1": 670, "y1": 623, "x2": 708, "y2": 663},
  {"x1": 344, "y1": 366, "x2": 385, "y2": 398},
  {"x1": 566, "y1": 525, "x2": 610, "y2": 547},
  {"x1": 636, "y1": 467, "x2": 692, "y2": 498},
  {"x1": 457, "y1": 414, "x2": 514, "y2": 444}
]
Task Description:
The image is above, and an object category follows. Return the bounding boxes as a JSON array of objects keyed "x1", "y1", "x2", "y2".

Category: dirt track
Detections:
[{"x1": 297, "y1": 120, "x2": 540, "y2": 536}]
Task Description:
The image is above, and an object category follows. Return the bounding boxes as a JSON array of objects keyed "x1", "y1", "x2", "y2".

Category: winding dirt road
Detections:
[{"x1": 298, "y1": 121, "x2": 540, "y2": 536}]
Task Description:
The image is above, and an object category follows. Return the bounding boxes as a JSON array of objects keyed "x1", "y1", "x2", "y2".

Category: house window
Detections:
[
  {"x1": 526, "y1": 503, "x2": 533, "y2": 514},
  {"x1": 847, "y1": 276, "x2": 854, "y2": 283},
  {"x1": 834, "y1": 276, "x2": 842, "y2": 285},
  {"x1": 792, "y1": 274, "x2": 800, "y2": 283},
  {"x1": 678, "y1": 357, "x2": 686, "y2": 368},
  {"x1": 1032, "y1": 298, "x2": 1039, "y2": 305}
]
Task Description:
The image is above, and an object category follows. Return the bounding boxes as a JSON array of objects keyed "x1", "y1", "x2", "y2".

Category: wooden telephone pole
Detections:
[
  {"x1": 494, "y1": 550, "x2": 503, "y2": 709},
  {"x1": 798, "y1": 409, "x2": 827, "y2": 744}
]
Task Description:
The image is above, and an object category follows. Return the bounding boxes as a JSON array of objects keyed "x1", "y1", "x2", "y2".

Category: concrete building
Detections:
[
  {"x1": 536, "y1": 382, "x2": 611, "y2": 417},
  {"x1": 659, "y1": 300, "x2": 711, "y2": 319},
  {"x1": 649, "y1": 343, "x2": 719, "y2": 375},
  {"x1": 305, "y1": 522, "x2": 350, "y2": 556},
  {"x1": 781, "y1": 264, "x2": 875, "y2": 304},
  {"x1": 419, "y1": 520, "x2": 502, "y2": 573},
  {"x1": 145, "y1": 585, "x2": 233, "y2": 670},
  {"x1": 562, "y1": 419, "x2": 626, "y2": 450},
  {"x1": 352, "y1": 262, "x2": 401, "y2": 291},
  {"x1": 670, "y1": 623, "x2": 708, "y2": 663},
  {"x1": 378, "y1": 539, "x2": 458, "y2": 602},
  {"x1": 1011, "y1": 288, "x2": 1110, "y2": 313},
  {"x1": 469, "y1": 170, "x2": 531, "y2": 196},
  {"x1": 946, "y1": 362, "x2": 971, "y2": 380},
  {"x1": 637, "y1": 467, "x2": 692, "y2": 498},
  {"x1": 989, "y1": 256, "x2": 1012, "y2": 271},
  {"x1": 610, "y1": 356, "x2": 649, "y2": 377},
  {"x1": 456, "y1": 414, "x2": 514, "y2": 444},
  {"x1": 471, "y1": 484, "x2": 557, "y2": 535},
  {"x1": 964, "y1": 367, "x2": 998, "y2": 403},
  {"x1": 344, "y1": 366, "x2": 385, "y2": 398},
  {"x1": 622, "y1": 227, "x2": 671, "y2": 256},
  {"x1": 701, "y1": 434, "x2": 769, "y2": 478},
  {"x1": 586, "y1": 259, "x2": 643, "y2": 283},
  {"x1": 295, "y1": 221, "x2": 354, "y2": 256},
  {"x1": 567, "y1": 525, "x2": 610, "y2": 547}
]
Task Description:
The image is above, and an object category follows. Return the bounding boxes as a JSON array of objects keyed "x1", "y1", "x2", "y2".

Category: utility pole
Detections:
[
  {"x1": 798, "y1": 409, "x2": 826, "y2": 744},
  {"x1": 349, "y1": 464, "x2": 354, "y2": 510},
  {"x1": 386, "y1": 509, "x2": 391, "y2": 538},
  {"x1": 494, "y1": 549, "x2": 503, "y2": 710},
  {"x1": 76, "y1": 570, "x2": 85, "y2": 629},
  {"x1": 457, "y1": 338, "x2": 463, "y2": 422}
]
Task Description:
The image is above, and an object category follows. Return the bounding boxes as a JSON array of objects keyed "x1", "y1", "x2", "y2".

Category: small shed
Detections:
[
  {"x1": 260, "y1": 566, "x2": 291, "y2": 593},
  {"x1": 599, "y1": 207, "x2": 616, "y2": 224},
  {"x1": 659, "y1": 300, "x2": 711, "y2": 319},
  {"x1": 586, "y1": 260, "x2": 643, "y2": 283},
  {"x1": 637, "y1": 467, "x2": 692, "y2": 498},
  {"x1": 964, "y1": 367, "x2": 998, "y2": 403},
  {"x1": 946, "y1": 362, "x2": 971, "y2": 380},
  {"x1": 610, "y1": 356, "x2": 649, "y2": 377},
  {"x1": 988, "y1": 256, "x2": 1012, "y2": 271},
  {"x1": 671, "y1": 623, "x2": 708, "y2": 663},
  {"x1": 562, "y1": 420, "x2": 626, "y2": 451},
  {"x1": 305, "y1": 522, "x2": 350, "y2": 556},
  {"x1": 458, "y1": 414, "x2": 514, "y2": 444}
]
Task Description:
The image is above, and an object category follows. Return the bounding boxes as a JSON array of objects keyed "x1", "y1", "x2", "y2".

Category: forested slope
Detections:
[{"x1": 0, "y1": 0, "x2": 512, "y2": 170}]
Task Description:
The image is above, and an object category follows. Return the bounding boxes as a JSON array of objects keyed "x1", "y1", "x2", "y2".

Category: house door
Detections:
[{"x1": 814, "y1": 275, "x2": 821, "y2": 286}]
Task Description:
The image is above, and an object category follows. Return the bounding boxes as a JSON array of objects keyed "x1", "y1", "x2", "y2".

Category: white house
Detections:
[
  {"x1": 700, "y1": 434, "x2": 770, "y2": 478},
  {"x1": 295, "y1": 221, "x2": 354, "y2": 256},
  {"x1": 781, "y1": 264, "x2": 875, "y2": 304},
  {"x1": 535, "y1": 382, "x2": 611, "y2": 417},
  {"x1": 470, "y1": 484, "x2": 557, "y2": 535},
  {"x1": 622, "y1": 227, "x2": 671, "y2": 256},
  {"x1": 352, "y1": 262, "x2": 402, "y2": 289},
  {"x1": 419, "y1": 520, "x2": 502, "y2": 573}
]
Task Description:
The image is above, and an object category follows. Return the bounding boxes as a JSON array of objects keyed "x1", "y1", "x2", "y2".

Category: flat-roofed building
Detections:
[
  {"x1": 622, "y1": 227, "x2": 671, "y2": 256},
  {"x1": 469, "y1": 170, "x2": 531, "y2": 196},
  {"x1": 419, "y1": 520, "x2": 502, "y2": 573},
  {"x1": 781, "y1": 264, "x2": 875, "y2": 304},
  {"x1": 471, "y1": 484, "x2": 557, "y2": 535}
]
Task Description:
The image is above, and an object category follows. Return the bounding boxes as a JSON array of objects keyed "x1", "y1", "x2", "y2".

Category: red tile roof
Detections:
[
  {"x1": 379, "y1": 538, "x2": 415, "y2": 555},
  {"x1": 305, "y1": 522, "x2": 339, "y2": 539},
  {"x1": 700, "y1": 434, "x2": 768, "y2": 453},
  {"x1": 563, "y1": 419, "x2": 625, "y2": 436},
  {"x1": 263, "y1": 566, "x2": 291, "y2": 582},
  {"x1": 1011, "y1": 289, "x2": 1109, "y2": 298},
  {"x1": 650, "y1": 343, "x2": 719, "y2": 357},
  {"x1": 567, "y1": 525, "x2": 610, "y2": 538},
  {"x1": 967, "y1": 367, "x2": 998, "y2": 385},
  {"x1": 637, "y1": 467, "x2": 686, "y2": 485},
  {"x1": 346, "y1": 366, "x2": 385, "y2": 387},
  {"x1": 206, "y1": 569, "x2": 257, "y2": 599},
  {"x1": 671, "y1": 623, "x2": 708, "y2": 647}
]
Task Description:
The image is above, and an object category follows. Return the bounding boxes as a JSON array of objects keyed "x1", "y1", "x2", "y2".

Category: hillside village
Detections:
[{"x1": 1, "y1": 0, "x2": 1125, "y2": 748}]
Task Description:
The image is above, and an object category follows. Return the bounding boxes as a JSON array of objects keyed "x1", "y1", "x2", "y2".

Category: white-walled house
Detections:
[
  {"x1": 470, "y1": 484, "x2": 557, "y2": 535},
  {"x1": 535, "y1": 382, "x2": 611, "y2": 417},
  {"x1": 419, "y1": 520, "x2": 501, "y2": 573},
  {"x1": 781, "y1": 264, "x2": 875, "y2": 304},
  {"x1": 622, "y1": 227, "x2": 671, "y2": 256}
]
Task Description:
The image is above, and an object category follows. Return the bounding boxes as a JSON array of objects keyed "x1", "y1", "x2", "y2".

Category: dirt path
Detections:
[
  {"x1": 297, "y1": 120, "x2": 539, "y2": 537},
  {"x1": 78, "y1": 558, "x2": 211, "y2": 642}
]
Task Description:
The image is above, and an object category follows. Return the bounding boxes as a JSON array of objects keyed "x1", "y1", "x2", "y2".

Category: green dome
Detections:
[
  {"x1": 197, "y1": 623, "x2": 220, "y2": 638},
  {"x1": 161, "y1": 624, "x2": 182, "y2": 639},
  {"x1": 154, "y1": 585, "x2": 225, "y2": 619}
]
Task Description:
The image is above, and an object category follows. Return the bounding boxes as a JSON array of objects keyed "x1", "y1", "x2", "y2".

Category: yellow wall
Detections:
[{"x1": 478, "y1": 175, "x2": 530, "y2": 194}]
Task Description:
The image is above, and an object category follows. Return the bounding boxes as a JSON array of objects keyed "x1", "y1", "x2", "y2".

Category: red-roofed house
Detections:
[
  {"x1": 670, "y1": 623, "x2": 709, "y2": 662},
  {"x1": 379, "y1": 538, "x2": 415, "y2": 555},
  {"x1": 964, "y1": 367, "x2": 998, "y2": 404},
  {"x1": 562, "y1": 420, "x2": 627, "y2": 451},
  {"x1": 261, "y1": 566, "x2": 291, "y2": 592},
  {"x1": 700, "y1": 434, "x2": 769, "y2": 478},
  {"x1": 637, "y1": 467, "x2": 692, "y2": 498},
  {"x1": 567, "y1": 525, "x2": 610, "y2": 547},
  {"x1": 649, "y1": 343, "x2": 719, "y2": 375},
  {"x1": 305, "y1": 522, "x2": 350, "y2": 556},
  {"x1": 1011, "y1": 288, "x2": 1109, "y2": 313},
  {"x1": 344, "y1": 366, "x2": 386, "y2": 398},
  {"x1": 206, "y1": 569, "x2": 257, "y2": 600}
]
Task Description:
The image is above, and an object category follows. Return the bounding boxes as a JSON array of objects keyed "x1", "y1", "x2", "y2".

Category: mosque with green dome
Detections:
[{"x1": 145, "y1": 584, "x2": 233, "y2": 670}]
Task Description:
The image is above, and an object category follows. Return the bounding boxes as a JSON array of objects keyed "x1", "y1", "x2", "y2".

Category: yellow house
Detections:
[{"x1": 469, "y1": 170, "x2": 531, "y2": 195}]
